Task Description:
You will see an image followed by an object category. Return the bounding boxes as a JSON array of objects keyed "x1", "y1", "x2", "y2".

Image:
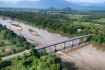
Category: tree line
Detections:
[
  {"x1": 0, "y1": 24, "x2": 34, "y2": 57},
  {"x1": 0, "y1": 10, "x2": 105, "y2": 44}
]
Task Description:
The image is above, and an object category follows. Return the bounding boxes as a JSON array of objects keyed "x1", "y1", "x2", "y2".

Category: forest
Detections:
[
  {"x1": 0, "y1": 24, "x2": 34, "y2": 57},
  {"x1": 0, "y1": 48, "x2": 69, "y2": 70},
  {"x1": 0, "y1": 23, "x2": 69, "y2": 70},
  {"x1": 0, "y1": 10, "x2": 105, "y2": 44},
  {"x1": 0, "y1": 8, "x2": 105, "y2": 70}
]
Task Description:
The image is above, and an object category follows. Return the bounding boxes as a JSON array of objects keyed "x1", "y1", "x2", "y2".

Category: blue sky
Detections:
[
  {"x1": 65, "y1": 0, "x2": 105, "y2": 3},
  {"x1": 0, "y1": 0, "x2": 39, "y2": 2},
  {"x1": 0, "y1": 0, "x2": 105, "y2": 3}
]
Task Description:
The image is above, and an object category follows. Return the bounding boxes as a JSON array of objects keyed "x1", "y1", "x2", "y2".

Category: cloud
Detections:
[
  {"x1": 65, "y1": 0, "x2": 105, "y2": 3},
  {"x1": 0, "y1": 0, "x2": 40, "y2": 2},
  {"x1": 1, "y1": 0, "x2": 105, "y2": 3}
]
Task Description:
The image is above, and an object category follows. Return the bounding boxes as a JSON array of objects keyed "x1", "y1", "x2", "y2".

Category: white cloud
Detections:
[
  {"x1": 1, "y1": 0, "x2": 105, "y2": 3},
  {"x1": 0, "y1": 0, "x2": 40, "y2": 2},
  {"x1": 65, "y1": 0, "x2": 105, "y2": 3}
]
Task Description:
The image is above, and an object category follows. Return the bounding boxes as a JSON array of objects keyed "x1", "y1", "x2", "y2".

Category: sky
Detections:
[
  {"x1": 0, "y1": 0, "x2": 105, "y2": 3},
  {"x1": 65, "y1": 0, "x2": 105, "y2": 3},
  {"x1": 0, "y1": 0, "x2": 40, "y2": 2}
]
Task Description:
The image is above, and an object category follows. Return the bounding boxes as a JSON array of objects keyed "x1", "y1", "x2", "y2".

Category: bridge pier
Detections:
[
  {"x1": 84, "y1": 37, "x2": 86, "y2": 42},
  {"x1": 71, "y1": 41, "x2": 73, "y2": 47},
  {"x1": 63, "y1": 42, "x2": 66, "y2": 50},
  {"x1": 78, "y1": 39, "x2": 80, "y2": 44},
  {"x1": 54, "y1": 45, "x2": 57, "y2": 53},
  {"x1": 35, "y1": 34, "x2": 93, "y2": 54},
  {"x1": 44, "y1": 48, "x2": 46, "y2": 51}
]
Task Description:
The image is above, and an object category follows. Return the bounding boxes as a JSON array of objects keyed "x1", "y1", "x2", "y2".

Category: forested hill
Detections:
[
  {"x1": 0, "y1": 23, "x2": 68, "y2": 70},
  {"x1": 0, "y1": 10, "x2": 105, "y2": 45}
]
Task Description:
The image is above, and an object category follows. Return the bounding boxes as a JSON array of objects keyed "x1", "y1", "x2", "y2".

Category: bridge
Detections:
[
  {"x1": 2, "y1": 34, "x2": 93, "y2": 60},
  {"x1": 35, "y1": 34, "x2": 93, "y2": 53}
]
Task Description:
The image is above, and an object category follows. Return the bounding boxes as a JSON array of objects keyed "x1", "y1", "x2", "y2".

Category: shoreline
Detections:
[
  {"x1": 29, "y1": 29, "x2": 39, "y2": 35},
  {"x1": 10, "y1": 25, "x2": 22, "y2": 31},
  {"x1": 0, "y1": 16, "x2": 74, "y2": 38},
  {"x1": 0, "y1": 16, "x2": 104, "y2": 46}
]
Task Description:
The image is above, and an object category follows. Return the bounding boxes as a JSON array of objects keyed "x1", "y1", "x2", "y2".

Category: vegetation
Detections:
[
  {"x1": 0, "y1": 24, "x2": 68, "y2": 70},
  {"x1": 0, "y1": 41, "x2": 5, "y2": 47},
  {"x1": 29, "y1": 29, "x2": 34, "y2": 32},
  {"x1": 11, "y1": 24, "x2": 21, "y2": 27},
  {"x1": 0, "y1": 24, "x2": 34, "y2": 57},
  {"x1": 0, "y1": 48, "x2": 67, "y2": 70},
  {"x1": 1, "y1": 8, "x2": 105, "y2": 70},
  {"x1": 0, "y1": 10, "x2": 105, "y2": 44}
]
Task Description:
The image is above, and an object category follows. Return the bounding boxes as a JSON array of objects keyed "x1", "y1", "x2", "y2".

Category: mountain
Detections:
[
  {"x1": 82, "y1": 6, "x2": 105, "y2": 10},
  {"x1": 0, "y1": 0, "x2": 105, "y2": 10},
  {"x1": 63, "y1": 7, "x2": 72, "y2": 11},
  {"x1": 0, "y1": 0, "x2": 81, "y2": 9},
  {"x1": 75, "y1": 2, "x2": 105, "y2": 10}
]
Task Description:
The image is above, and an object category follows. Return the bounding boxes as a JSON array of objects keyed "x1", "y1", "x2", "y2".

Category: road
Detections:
[{"x1": 2, "y1": 51, "x2": 26, "y2": 60}]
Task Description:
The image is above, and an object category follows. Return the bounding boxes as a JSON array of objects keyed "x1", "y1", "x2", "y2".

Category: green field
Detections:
[
  {"x1": 67, "y1": 14, "x2": 90, "y2": 19},
  {"x1": 94, "y1": 18, "x2": 105, "y2": 23}
]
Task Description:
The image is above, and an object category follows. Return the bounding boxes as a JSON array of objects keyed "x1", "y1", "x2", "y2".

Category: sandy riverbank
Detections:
[
  {"x1": 59, "y1": 43, "x2": 105, "y2": 70},
  {"x1": 10, "y1": 25, "x2": 22, "y2": 31},
  {"x1": 31, "y1": 31, "x2": 38, "y2": 35},
  {"x1": 29, "y1": 29, "x2": 39, "y2": 35}
]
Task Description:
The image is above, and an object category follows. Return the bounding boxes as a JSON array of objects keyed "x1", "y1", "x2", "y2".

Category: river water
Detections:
[
  {"x1": 0, "y1": 17, "x2": 71, "y2": 46},
  {"x1": 0, "y1": 17, "x2": 105, "y2": 52},
  {"x1": 1, "y1": 17, "x2": 105, "y2": 69}
]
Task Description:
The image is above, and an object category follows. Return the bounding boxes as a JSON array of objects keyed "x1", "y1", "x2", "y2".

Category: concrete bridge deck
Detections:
[
  {"x1": 35, "y1": 34, "x2": 93, "y2": 50},
  {"x1": 2, "y1": 34, "x2": 93, "y2": 60}
]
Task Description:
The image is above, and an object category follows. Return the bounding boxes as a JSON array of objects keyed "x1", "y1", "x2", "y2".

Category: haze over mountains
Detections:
[{"x1": 0, "y1": 0, "x2": 105, "y2": 10}]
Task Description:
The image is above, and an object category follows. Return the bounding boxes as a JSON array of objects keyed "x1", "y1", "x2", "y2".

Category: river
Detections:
[
  {"x1": 1, "y1": 17, "x2": 105, "y2": 69},
  {"x1": 0, "y1": 17, "x2": 71, "y2": 46}
]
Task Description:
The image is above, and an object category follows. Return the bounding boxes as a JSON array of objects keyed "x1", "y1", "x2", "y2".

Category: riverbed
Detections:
[
  {"x1": 59, "y1": 43, "x2": 105, "y2": 70},
  {"x1": 0, "y1": 17, "x2": 70, "y2": 46},
  {"x1": 1, "y1": 17, "x2": 105, "y2": 70}
]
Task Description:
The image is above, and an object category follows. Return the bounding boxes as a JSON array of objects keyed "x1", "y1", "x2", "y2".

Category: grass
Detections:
[
  {"x1": 54, "y1": 19, "x2": 66, "y2": 22},
  {"x1": 0, "y1": 31, "x2": 16, "y2": 56},
  {"x1": 3, "y1": 40, "x2": 16, "y2": 49},
  {"x1": 11, "y1": 24, "x2": 21, "y2": 27},
  {"x1": 29, "y1": 29, "x2": 34, "y2": 32},
  {"x1": 94, "y1": 18, "x2": 105, "y2": 23},
  {"x1": 67, "y1": 14, "x2": 90, "y2": 19},
  {"x1": 0, "y1": 39, "x2": 16, "y2": 52},
  {"x1": 80, "y1": 22, "x2": 94, "y2": 25},
  {"x1": 73, "y1": 21, "x2": 94, "y2": 25}
]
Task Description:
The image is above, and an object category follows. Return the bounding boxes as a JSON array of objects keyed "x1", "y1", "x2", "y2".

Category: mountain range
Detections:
[{"x1": 0, "y1": 0, "x2": 105, "y2": 10}]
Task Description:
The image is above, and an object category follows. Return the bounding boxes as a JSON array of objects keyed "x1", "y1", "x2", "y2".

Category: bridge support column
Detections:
[
  {"x1": 44, "y1": 48, "x2": 46, "y2": 51},
  {"x1": 54, "y1": 45, "x2": 57, "y2": 53},
  {"x1": 78, "y1": 39, "x2": 80, "y2": 44},
  {"x1": 63, "y1": 42, "x2": 66, "y2": 50},
  {"x1": 84, "y1": 37, "x2": 86, "y2": 42},
  {"x1": 71, "y1": 41, "x2": 73, "y2": 47}
]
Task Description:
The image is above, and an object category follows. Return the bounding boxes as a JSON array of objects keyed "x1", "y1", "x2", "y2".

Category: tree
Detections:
[
  {"x1": 30, "y1": 48, "x2": 38, "y2": 57},
  {"x1": 23, "y1": 53, "x2": 27, "y2": 59},
  {"x1": 1, "y1": 48, "x2": 5, "y2": 53},
  {"x1": 0, "y1": 41, "x2": 5, "y2": 47},
  {"x1": 11, "y1": 49, "x2": 16, "y2": 54},
  {"x1": 39, "y1": 51, "x2": 47, "y2": 57},
  {"x1": 0, "y1": 57, "x2": 1, "y2": 62}
]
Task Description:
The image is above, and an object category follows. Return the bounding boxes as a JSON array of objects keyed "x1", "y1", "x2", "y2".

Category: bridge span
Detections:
[
  {"x1": 35, "y1": 34, "x2": 93, "y2": 52},
  {"x1": 2, "y1": 34, "x2": 93, "y2": 60}
]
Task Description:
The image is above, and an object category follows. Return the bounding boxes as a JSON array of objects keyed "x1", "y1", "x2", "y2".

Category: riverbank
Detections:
[
  {"x1": 10, "y1": 24, "x2": 22, "y2": 31},
  {"x1": 59, "y1": 43, "x2": 105, "y2": 70},
  {"x1": 0, "y1": 16, "x2": 74, "y2": 38},
  {"x1": 29, "y1": 29, "x2": 38, "y2": 35}
]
